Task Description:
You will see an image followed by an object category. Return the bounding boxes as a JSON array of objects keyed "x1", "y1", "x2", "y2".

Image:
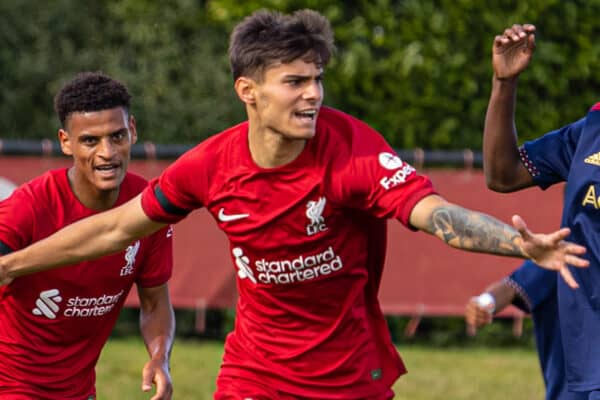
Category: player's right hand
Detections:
[
  {"x1": 465, "y1": 297, "x2": 493, "y2": 336},
  {"x1": 492, "y1": 24, "x2": 536, "y2": 80},
  {"x1": 513, "y1": 214, "x2": 588, "y2": 289}
]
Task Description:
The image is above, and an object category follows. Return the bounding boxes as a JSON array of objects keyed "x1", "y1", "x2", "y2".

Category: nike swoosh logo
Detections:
[{"x1": 218, "y1": 208, "x2": 249, "y2": 222}]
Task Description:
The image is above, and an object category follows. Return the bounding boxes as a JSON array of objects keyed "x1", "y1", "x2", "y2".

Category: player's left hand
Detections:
[
  {"x1": 465, "y1": 298, "x2": 493, "y2": 336},
  {"x1": 142, "y1": 358, "x2": 173, "y2": 400},
  {"x1": 513, "y1": 215, "x2": 589, "y2": 289}
]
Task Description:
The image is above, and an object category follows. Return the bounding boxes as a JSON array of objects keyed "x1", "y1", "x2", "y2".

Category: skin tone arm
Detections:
[
  {"x1": 409, "y1": 194, "x2": 588, "y2": 289},
  {"x1": 483, "y1": 24, "x2": 537, "y2": 192},
  {"x1": 138, "y1": 284, "x2": 175, "y2": 400},
  {"x1": 465, "y1": 281, "x2": 517, "y2": 335},
  {"x1": 0, "y1": 194, "x2": 166, "y2": 282},
  {"x1": 0, "y1": 190, "x2": 588, "y2": 289}
]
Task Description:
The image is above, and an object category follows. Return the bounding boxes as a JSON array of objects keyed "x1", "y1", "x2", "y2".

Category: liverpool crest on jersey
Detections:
[
  {"x1": 120, "y1": 240, "x2": 140, "y2": 276},
  {"x1": 306, "y1": 197, "x2": 328, "y2": 236}
]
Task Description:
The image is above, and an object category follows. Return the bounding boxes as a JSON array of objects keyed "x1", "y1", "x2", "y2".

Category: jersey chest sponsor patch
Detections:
[
  {"x1": 32, "y1": 288, "x2": 125, "y2": 319},
  {"x1": 232, "y1": 245, "x2": 344, "y2": 286},
  {"x1": 27, "y1": 241, "x2": 141, "y2": 320}
]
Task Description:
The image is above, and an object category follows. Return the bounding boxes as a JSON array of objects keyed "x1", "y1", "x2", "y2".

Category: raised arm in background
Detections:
[{"x1": 483, "y1": 23, "x2": 537, "y2": 192}]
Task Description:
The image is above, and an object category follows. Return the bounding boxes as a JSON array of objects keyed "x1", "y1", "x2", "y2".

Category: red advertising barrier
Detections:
[{"x1": 0, "y1": 156, "x2": 563, "y2": 317}]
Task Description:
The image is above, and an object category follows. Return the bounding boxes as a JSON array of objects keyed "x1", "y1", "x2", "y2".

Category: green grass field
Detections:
[{"x1": 96, "y1": 337, "x2": 544, "y2": 399}]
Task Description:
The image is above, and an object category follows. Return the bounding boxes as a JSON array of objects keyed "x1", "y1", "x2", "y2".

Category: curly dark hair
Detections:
[
  {"x1": 228, "y1": 9, "x2": 335, "y2": 81},
  {"x1": 54, "y1": 71, "x2": 132, "y2": 128}
]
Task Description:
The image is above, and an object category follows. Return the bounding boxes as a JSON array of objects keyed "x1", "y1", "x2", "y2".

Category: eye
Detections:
[
  {"x1": 112, "y1": 131, "x2": 127, "y2": 142},
  {"x1": 81, "y1": 136, "x2": 98, "y2": 146}
]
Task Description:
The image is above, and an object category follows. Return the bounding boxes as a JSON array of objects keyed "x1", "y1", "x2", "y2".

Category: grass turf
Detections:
[{"x1": 96, "y1": 337, "x2": 544, "y2": 399}]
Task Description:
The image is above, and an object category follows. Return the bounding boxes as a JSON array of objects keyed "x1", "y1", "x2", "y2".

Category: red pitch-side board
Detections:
[{"x1": 0, "y1": 156, "x2": 563, "y2": 317}]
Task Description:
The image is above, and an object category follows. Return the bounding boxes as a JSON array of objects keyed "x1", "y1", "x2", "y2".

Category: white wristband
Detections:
[{"x1": 476, "y1": 293, "x2": 496, "y2": 314}]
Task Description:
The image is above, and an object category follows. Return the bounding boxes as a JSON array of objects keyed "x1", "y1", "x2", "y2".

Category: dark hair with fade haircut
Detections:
[
  {"x1": 54, "y1": 71, "x2": 132, "y2": 128},
  {"x1": 228, "y1": 9, "x2": 335, "y2": 81}
]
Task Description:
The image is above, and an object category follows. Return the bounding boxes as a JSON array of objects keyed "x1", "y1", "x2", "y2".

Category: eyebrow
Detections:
[
  {"x1": 77, "y1": 133, "x2": 99, "y2": 141},
  {"x1": 284, "y1": 72, "x2": 324, "y2": 80},
  {"x1": 78, "y1": 128, "x2": 127, "y2": 140}
]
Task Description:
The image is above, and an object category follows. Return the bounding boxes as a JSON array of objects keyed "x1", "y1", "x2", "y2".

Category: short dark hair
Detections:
[
  {"x1": 228, "y1": 9, "x2": 335, "y2": 81},
  {"x1": 54, "y1": 71, "x2": 132, "y2": 128}
]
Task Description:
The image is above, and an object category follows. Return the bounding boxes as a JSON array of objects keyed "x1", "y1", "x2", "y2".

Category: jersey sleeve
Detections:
[
  {"x1": 0, "y1": 188, "x2": 36, "y2": 253},
  {"x1": 135, "y1": 225, "x2": 174, "y2": 288},
  {"x1": 521, "y1": 117, "x2": 585, "y2": 189},
  {"x1": 505, "y1": 260, "x2": 557, "y2": 313},
  {"x1": 331, "y1": 117, "x2": 436, "y2": 228},
  {"x1": 141, "y1": 147, "x2": 207, "y2": 224}
]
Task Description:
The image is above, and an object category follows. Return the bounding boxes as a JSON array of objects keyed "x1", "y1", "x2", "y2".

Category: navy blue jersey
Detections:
[
  {"x1": 521, "y1": 103, "x2": 600, "y2": 392},
  {"x1": 508, "y1": 260, "x2": 576, "y2": 399}
]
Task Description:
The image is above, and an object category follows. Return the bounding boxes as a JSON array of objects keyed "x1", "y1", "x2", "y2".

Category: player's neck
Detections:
[
  {"x1": 247, "y1": 126, "x2": 306, "y2": 168},
  {"x1": 67, "y1": 168, "x2": 120, "y2": 211}
]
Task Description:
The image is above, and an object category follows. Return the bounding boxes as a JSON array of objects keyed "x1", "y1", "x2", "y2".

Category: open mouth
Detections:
[
  {"x1": 94, "y1": 164, "x2": 120, "y2": 175},
  {"x1": 294, "y1": 109, "x2": 317, "y2": 121}
]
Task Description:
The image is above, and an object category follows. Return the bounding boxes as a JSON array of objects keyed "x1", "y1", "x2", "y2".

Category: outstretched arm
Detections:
[
  {"x1": 138, "y1": 284, "x2": 175, "y2": 400},
  {"x1": 409, "y1": 195, "x2": 588, "y2": 288},
  {"x1": 0, "y1": 194, "x2": 166, "y2": 283},
  {"x1": 484, "y1": 24, "x2": 537, "y2": 192}
]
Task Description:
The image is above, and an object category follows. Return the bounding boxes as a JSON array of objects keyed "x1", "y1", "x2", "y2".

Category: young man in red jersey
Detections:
[
  {"x1": 0, "y1": 10, "x2": 589, "y2": 400},
  {"x1": 0, "y1": 72, "x2": 174, "y2": 400}
]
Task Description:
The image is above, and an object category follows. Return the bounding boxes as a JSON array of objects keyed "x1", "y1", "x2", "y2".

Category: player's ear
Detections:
[
  {"x1": 128, "y1": 114, "x2": 138, "y2": 145},
  {"x1": 58, "y1": 129, "x2": 72, "y2": 156},
  {"x1": 234, "y1": 77, "x2": 256, "y2": 105}
]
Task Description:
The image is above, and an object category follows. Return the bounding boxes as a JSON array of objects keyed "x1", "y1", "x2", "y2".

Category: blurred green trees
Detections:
[{"x1": 2, "y1": 0, "x2": 600, "y2": 149}]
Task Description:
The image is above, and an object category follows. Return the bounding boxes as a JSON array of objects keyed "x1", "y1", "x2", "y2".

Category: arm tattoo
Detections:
[{"x1": 426, "y1": 204, "x2": 526, "y2": 257}]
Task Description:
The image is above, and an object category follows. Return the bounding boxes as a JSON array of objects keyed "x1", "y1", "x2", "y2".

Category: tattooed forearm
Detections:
[{"x1": 426, "y1": 204, "x2": 526, "y2": 257}]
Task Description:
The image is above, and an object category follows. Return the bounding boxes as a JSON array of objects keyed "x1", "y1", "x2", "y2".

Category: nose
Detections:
[
  {"x1": 303, "y1": 80, "x2": 323, "y2": 102},
  {"x1": 97, "y1": 137, "x2": 116, "y2": 159}
]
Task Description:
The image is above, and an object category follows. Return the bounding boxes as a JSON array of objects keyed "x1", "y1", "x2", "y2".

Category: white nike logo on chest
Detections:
[{"x1": 218, "y1": 208, "x2": 250, "y2": 222}]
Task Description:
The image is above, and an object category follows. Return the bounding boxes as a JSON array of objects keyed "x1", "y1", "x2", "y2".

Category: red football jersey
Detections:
[
  {"x1": 0, "y1": 169, "x2": 173, "y2": 399},
  {"x1": 142, "y1": 107, "x2": 436, "y2": 398}
]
